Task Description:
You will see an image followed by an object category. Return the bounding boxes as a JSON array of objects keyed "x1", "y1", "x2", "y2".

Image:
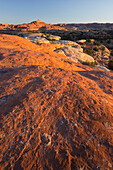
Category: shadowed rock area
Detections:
[{"x1": 0, "y1": 34, "x2": 113, "y2": 170}]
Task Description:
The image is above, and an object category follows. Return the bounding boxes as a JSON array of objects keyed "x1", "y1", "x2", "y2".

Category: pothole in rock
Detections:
[{"x1": 41, "y1": 133, "x2": 51, "y2": 146}]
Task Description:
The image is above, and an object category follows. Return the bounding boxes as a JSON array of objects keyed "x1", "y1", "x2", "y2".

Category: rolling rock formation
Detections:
[
  {"x1": 0, "y1": 34, "x2": 113, "y2": 170},
  {"x1": 0, "y1": 20, "x2": 68, "y2": 31},
  {"x1": 1, "y1": 20, "x2": 113, "y2": 31},
  {"x1": 24, "y1": 33, "x2": 95, "y2": 64}
]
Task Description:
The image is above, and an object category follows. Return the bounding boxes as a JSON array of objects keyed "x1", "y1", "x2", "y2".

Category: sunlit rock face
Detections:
[{"x1": 0, "y1": 34, "x2": 113, "y2": 170}]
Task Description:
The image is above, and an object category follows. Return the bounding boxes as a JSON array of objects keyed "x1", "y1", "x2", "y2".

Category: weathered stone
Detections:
[
  {"x1": 32, "y1": 37, "x2": 50, "y2": 44},
  {"x1": 47, "y1": 34, "x2": 61, "y2": 40},
  {"x1": 54, "y1": 45, "x2": 94, "y2": 63}
]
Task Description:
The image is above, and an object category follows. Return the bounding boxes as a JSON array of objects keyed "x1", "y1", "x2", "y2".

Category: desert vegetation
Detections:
[
  {"x1": 108, "y1": 58, "x2": 113, "y2": 70},
  {"x1": 82, "y1": 61, "x2": 97, "y2": 66}
]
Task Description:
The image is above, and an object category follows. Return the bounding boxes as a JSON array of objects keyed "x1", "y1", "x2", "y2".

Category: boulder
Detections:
[
  {"x1": 54, "y1": 45, "x2": 94, "y2": 63},
  {"x1": 76, "y1": 39, "x2": 86, "y2": 44},
  {"x1": 52, "y1": 40, "x2": 81, "y2": 47},
  {"x1": 27, "y1": 33, "x2": 43, "y2": 38},
  {"x1": 54, "y1": 48, "x2": 66, "y2": 55},
  {"x1": 46, "y1": 34, "x2": 61, "y2": 41},
  {"x1": 31, "y1": 37, "x2": 50, "y2": 44}
]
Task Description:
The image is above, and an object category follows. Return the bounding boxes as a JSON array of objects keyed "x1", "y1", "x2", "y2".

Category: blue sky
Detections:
[{"x1": 0, "y1": 0, "x2": 113, "y2": 24}]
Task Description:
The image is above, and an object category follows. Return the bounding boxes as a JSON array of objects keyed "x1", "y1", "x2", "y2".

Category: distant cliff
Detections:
[{"x1": 1, "y1": 20, "x2": 113, "y2": 31}]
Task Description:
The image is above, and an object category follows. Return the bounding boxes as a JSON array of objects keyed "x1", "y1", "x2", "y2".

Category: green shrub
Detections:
[
  {"x1": 101, "y1": 46, "x2": 105, "y2": 51},
  {"x1": 86, "y1": 49, "x2": 93, "y2": 56},
  {"x1": 108, "y1": 59, "x2": 113, "y2": 70},
  {"x1": 110, "y1": 50, "x2": 113, "y2": 56},
  {"x1": 106, "y1": 45, "x2": 110, "y2": 49},
  {"x1": 82, "y1": 61, "x2": 97, "y2": 67},
  {"x1": 94, "y1": 41, "x2": 101, "y2": 46},
  {"x1": 87, "y1": 39, "x2": 91, "y2": 43},
  {"x1": 47, "y1": 38, "x2": 55, "y2": 42},
  {"x1": 41, "y1": 34, "x2": 45, "y2": 38},
  {"x1": 109, "y1": 56, "x2": 113, "y2": 60},
  {"x1": 97, "y1": 42, "x2": 101, "y2": 46},
  {"x1": 107, "y1": 40, "x2": 111, "y2": 44},
  {"x1": 93, "y1": 47, "x2": 99, "y2": 51}
]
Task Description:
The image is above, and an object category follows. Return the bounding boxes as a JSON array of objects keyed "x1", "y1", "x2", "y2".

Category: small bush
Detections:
[
  {"x1": 109, "y1": 56, "x2": 113, "y2": 60},
  {"x1": 94, "y1": 41, "x2": 101, "y2": 46},
  {"x1": 106, "y1": 45, "x2": 110, "y2": 49},
  {"x1": 107, "y1": 40, "x2": 111, "y2": 44},
  {"x1": 108, "y1": 59, "x2": 113, "y2": 70},
  {"x1": 47, "y1": 38, "x2": 55, "y2": 42},
  {"x1": 101, "y1": 46, "x2": 105, "y2": 51},
  {"x1": 93, "y1": 47, "x2": 99, "y2": 51},
  {"x1": 82, "y1": 61, "x2": 97, "y2": 67},
  {"x1": 110, "y1": 50, "x2": 113, "y2": 56},
  {"x1": 86, "y1": 49, "x2": 93, "y2": 56},
  {"x1": 87, "y1": 39, "x2": 91, "y2": 43},
  {"x1": 41, "y1": 34, "x2": 45, "y2": 38}
]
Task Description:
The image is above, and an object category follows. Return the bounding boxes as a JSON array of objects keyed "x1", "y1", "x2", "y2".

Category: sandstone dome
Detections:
[{"x1": 0, "y1": 34, "x2": 113, "y2": 170}]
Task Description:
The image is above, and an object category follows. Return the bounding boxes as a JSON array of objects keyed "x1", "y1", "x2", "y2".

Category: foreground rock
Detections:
[{"x1": 0, "y1": 35, "x2": 113, "y2": 170}]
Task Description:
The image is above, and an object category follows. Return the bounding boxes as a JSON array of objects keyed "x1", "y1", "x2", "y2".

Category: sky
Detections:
[{"x1": 0, "y1": 0, "x2": 113, "y2": 24}]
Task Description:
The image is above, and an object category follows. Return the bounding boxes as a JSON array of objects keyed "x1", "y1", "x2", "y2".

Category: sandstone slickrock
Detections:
[
  {"x1": 52, "y1": 40, "x2": 94, "y2": 63},
  {"x1": 32, "y1": 37, "x2": 50, "y2": 44},
  {"x1": 25, "y1": 36, "x2": 95, "y2": 64},
  {"x1": 51, "y1": 40, "x2": 81, "y2": 46},
  {"x1": 46, "y1": 34, "x2": 61, "y2": 41},
  {"x1": 23, "y1": 34, "x2": 95, "y2": 63},
  {"x1": 25, "y1": 33, "x2": 61, "y2": 44},
  {"x1": 59, "y1": 45, "x2": 95, "y2": 63},
  {"x1": 0, "y1": 34, "x2": 113, "y2": 170}
]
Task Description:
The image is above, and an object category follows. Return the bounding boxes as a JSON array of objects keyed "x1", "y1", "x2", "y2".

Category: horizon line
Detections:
[{"x1": 1, "y1": 20, "x2": 113, "y2": 25}]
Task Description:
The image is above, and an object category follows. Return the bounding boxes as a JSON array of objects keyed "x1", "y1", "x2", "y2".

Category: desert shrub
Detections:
[
  {"x1": 97, "y1": 42, "x2": 101, "y2": 46},
  {"x1": 110, "y1": 50, "x2": 113, "y2": 56},
  {"x1": 93, "y1": 51, "x2": 96, "y2": 56},
  {"x1": 86, "y1": 49, "x2": 93, "y2": 56},
  {"x1": 47, "y1": 38, "x2": 55, "y2": 42},
  {"x1": 87, "y1": 39, "x2": 91, "y2": 43},
  {"x1": 94, "y1": 41, "x2": 101, "y2": 46},
  {"x1": 108, "y1": 59, "x2": 113, "y2": 70},
  {"x1": 18, "y1": 33, "x2": 24, "y2": 37},
  {"x1": 44, "y1": 33, "x2": 47, "y2": 36},
  {"x1": 107, "y1": 40, "x2": 111, "y2": 44},
  {"x1": 101, "y1": 46, "x2": 105, "y2": 51},
  {"x1": 106, "y1": 45, "x2": 111, "y2": 49},
  {"x1": 41, "y1": 34, "x2": 45, "y2": 38},
  {"x1": 93, "y1": 47, "x2": 99, "y2": 51},
  {"x1": 82, "y1": 61, "x2": 97, "y2": 67},
  {"x1": 109, "y1": 56, "x2": 113, "y2": 60}
]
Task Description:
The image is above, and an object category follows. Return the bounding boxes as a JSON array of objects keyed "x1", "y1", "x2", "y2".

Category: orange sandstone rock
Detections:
[{"x1": 0, "y1": 34, "x2": 113, "y2": 170}]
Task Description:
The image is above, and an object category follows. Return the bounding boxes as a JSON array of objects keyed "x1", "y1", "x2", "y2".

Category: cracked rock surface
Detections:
[{"x1": 0, "y1": 34, "x2": 113, "y2": 170}]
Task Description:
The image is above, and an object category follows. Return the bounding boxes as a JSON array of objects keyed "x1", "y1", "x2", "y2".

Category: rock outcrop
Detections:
[
  {"x1": 31, "y1": 37, "x2": 50, "y2": 44},
  {"x1": 0, "y1": 20, "x2": 69, "y2": 31},
  {"x1": 0, "y1": 34, "x2": 113, "y2": 170},
  {"x1": 54, "y1": 45, "x2": 94, "y2": 63},
  {"x1": 1, "y1": 20, "x2": 113, "y2": 32},
  {"x1": 46, "y1": 34, "x2": 61, "y2": 41},
  {"x1": 25, "y1": 33, "x2": 61, "y2": 44},
  {"x1": 24, "y1": 34, "x2": 95, "y2": 64},
  {"x1": 82, "y1": 42, "x2": 111, "y2": 67}
]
